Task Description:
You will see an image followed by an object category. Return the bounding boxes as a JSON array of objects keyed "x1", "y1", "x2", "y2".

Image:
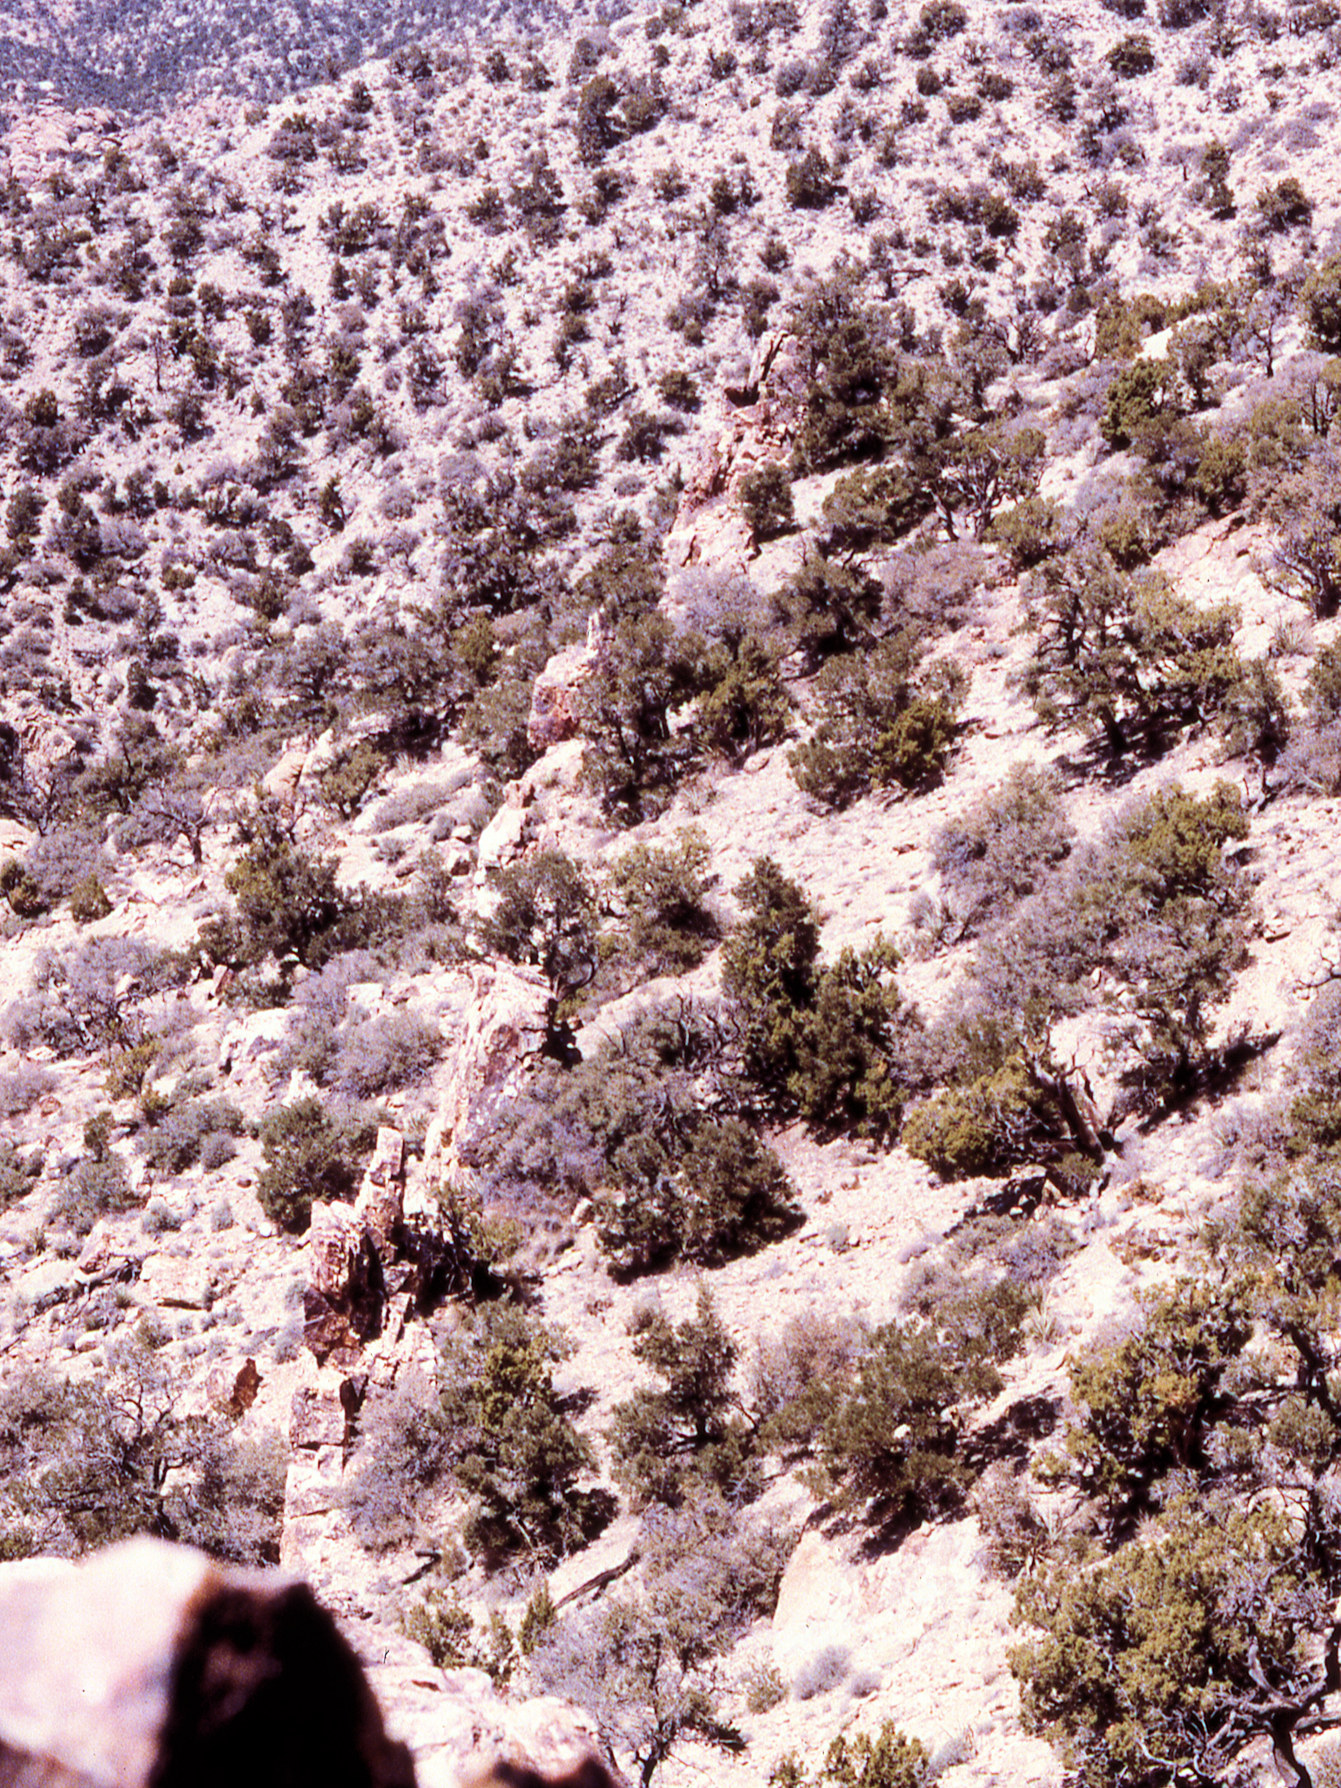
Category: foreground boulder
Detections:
[
  {"x1": 0, "y1": 1540, "x2": 623, "y2": 1788},
  {"x1": 0, "y1": 1538, "x2": 414, "y2": 1788}
]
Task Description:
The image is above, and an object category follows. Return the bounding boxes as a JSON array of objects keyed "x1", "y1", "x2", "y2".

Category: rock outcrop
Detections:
[{"x1": 422, "y1": 964, "x2": 551, "y2": 1183}]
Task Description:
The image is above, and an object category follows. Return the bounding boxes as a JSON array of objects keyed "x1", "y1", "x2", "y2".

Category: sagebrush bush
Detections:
[{"x1": 930, "y1": 763, "x2": 1074, "y2": 936}]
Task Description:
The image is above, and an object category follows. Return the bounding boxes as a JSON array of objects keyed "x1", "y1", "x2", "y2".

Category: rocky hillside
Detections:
[{"x1": 5, "y1": 2, "x2": 1341, "y2": 1785}]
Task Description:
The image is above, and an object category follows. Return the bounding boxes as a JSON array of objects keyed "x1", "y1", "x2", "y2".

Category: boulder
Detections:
[
  {"x1": 0, "y1": 1537, "x2": 416, "y2": 1788},
  {"x1": 527, "y1": 616, "x2": 607, "y2": 750}
]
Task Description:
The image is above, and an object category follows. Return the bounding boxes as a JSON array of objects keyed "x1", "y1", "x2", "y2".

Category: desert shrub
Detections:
[
  {"x1": 1106, "y1": 31, "x2": 1155, "y2": 72},
  {"x1": 256, "y1": 1096, "x2": 372, "y2": 1233},
  {"x1": 909, "y1": 782, "x2": 1251, "y2": 1174},
  {"x1": 348, "y1": 1303, "x2": 598, "y2": 1562},
  {"x1": 609, "y1": 1287, "x2": 758, "y2": 1507},
  {"x1": 976, "y1": 781, "x2": 1247, "y2": 1094},
  {"x1": 790, "y1": 635, "x2": 964, "y2": 806},
  {"x1": 811, "y1": 1310, "x2": 1013, "y2": 1521},
  {"x1": 930, "y1": 763, "x2": 1074, "y2": 936},
  {"x1": 138, "y1": 1095, "x2": 245, "y2": 1175},
  {"x1": 532, "y1": 1496, "x2": 785, "y2": 1787},
  {"x1": 793, "y1": 1647, "x2": 851, "y2": 1700},
  {"x1": 0, "y1": 1063, "x2": 55, "y2": 1118},
  {"x1": 722, "y1": 858, "x2": 918, "y2": 1135},
  {"x1": 596, "y1": 1116, "x2": 801, "y2": 1278},
  {"x1": 6, "y1": 938, "x2": 180, "y2": 1056},
  {"x1": 738, "y1": 464, "x2": 795, "y2": 542},
  {"x1": 750, "y1": 1311, "x2": 865, "y2": 1455},
  {"x1": 609, "y1": 829, "x2": 719, "y2": 976},
  {"x1": 1265, "y1": 444, "x2": 1341, "y2": 618},
  {"x1": 1299, "y1": 255, "x2": 1341, "y2": 353},
  {"x1": 480, "y1": 850, "x2": 597, "y2": 1000},
  {"x1": 1011, "y1": 1499, "x2": 1320, "y2": 1788},
  {"x1": 697, "y1": 635, "x2": 793, "y2": 763},
  {"x1": 1063, "y1": 1277, "x2": 1251, "y2": 1520},
  {"x1": 578, "y1": 612, "x2": 709, "y2": 822},
  {"x1": 0, "y1": 1346, "x2": 284, "y2": 1563},
  {"x1": 332, "y1": 1009, "x2": 442, "y2": 1099},
  {"x1": 1021, "y1": 546, "x2": 1243, "y2": 755}
]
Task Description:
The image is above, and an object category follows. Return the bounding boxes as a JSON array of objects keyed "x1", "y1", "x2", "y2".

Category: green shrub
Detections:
[
  {"x1": 595, "y1": 1117, "x2": 802, "y2": 1278},
  {"x1": 811, "y1": 1314, "x2": 1009, "y2": 1521},
  {"x1": 578, "y1": 612, "x2": 709, "y2": 822},
  {"x1": 1022, "y1": 547, "x2": 1243, "y2": 756},
  {"x1": 479, "y1": 850, "x2": 597, "y2": 1000},
  {"x1": 609, "y1": 1287, "x2": 757, "y2": 1508},
  {"x1": 401, "y1": 1586, "x2": 516, "y2": 1684},
  {"x1": 698, "y1": 635, "x2": 793, "y2": 763},
  {"x1": 1063, "y1": 1277, "x2": 1251, "y2": 1519},
  {"x1": 790, "y1": 272, "x2": 898, "y2": 473},
  {"x1": 1255, "y1": 176, "x2": 1311, "y2": 231},
  {"x1": 776, "y1": 552, "x2": 884, "y2": 666},
  {"x1": 437, "y1": 1303, "x2": 600, "y2": 1560},
  {"x1": 609, "y1": 829, "x2": 719, "y2": 976},
  {"x1": 1012, "y1": 1499, "x2": 1312, "y2": 1788},
  {"x1": 774, "y1": 1724, "x2": 928, "y2": 1788},
  {"x1": 208, "y1": 809, "x2": 351, "y2": 968},
  {"x1": 738, "y1": 464, "x2": 796, "y2": 542},
  {"x1": 786, "y1": 147, "x2": 838, "y2": 209},
  {"x1": 790, "y1": 635, "x2": 963, "y2": 806},
  {"x1": 68, "y1": 873, "x2": 112, "y2": 922},
  {"x1": 722, "y1": 858, "x2": 917, "y2": 1135},
  {"x1": 1099, "y1": 357, "x2": 1179, "y2": 450},
  {"x1": 1106, "y1": 32, "x2": 1154, "y2": 73},
  {"x1": 1300, "y1": 255, "x2": 1341, "y2": 352},
  {"x1": 256, "y1": 1096, "x2": 369, "y2": 1233},
  {"x1": 0, "y1": 1143, "x2": 41, "y2": 1214},
  {"x1": 985, "y1": 496, "x2": 1065, "y2": 570}
]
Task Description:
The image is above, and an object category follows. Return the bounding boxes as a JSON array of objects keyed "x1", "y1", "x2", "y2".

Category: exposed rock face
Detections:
[
  {"x1": 304, "y1": 1201, "x2": 385, "y2": 1364},
  {"x1": 355, "y1": 1126, "x2": 407, "y2": 1257},
  {"x1": 528, "y1": 637, "x2": 599, "y2": 753},
  {"x1": 0, "y1": 1538, "x2": 416, "y2": 1788},
  {"x1": 423, "y1": 964, "x2": 551, "y2": 1183},
  {"x1": 665, "y1": 330, "x2": 804, "y2": 577}
]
